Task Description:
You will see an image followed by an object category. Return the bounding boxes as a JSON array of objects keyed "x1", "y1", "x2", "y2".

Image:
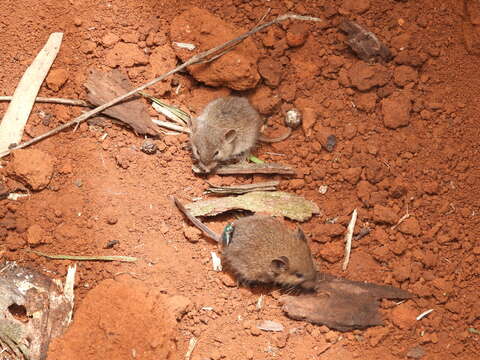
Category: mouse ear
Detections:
[
  {"x1": 295, "y1": 228, "x2": 307, "y2": 243},
  {"x1": 224, "y1": 129, "x2": 237, "y2": 143},
  {"x1": 271, "y1": 256, "x2": 290, "y2": 274}
]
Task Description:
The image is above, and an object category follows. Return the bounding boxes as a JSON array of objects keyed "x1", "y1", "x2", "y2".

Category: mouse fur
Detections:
[
  {"x1": 189, "y1": 96, "x2": 262, "y2": 173},
  {"x1": 222, "y1": 215, "x2": 317, "y2": 290},
  {"x1": 172, "y1": 197, "x2": 316, "y2": 289}
]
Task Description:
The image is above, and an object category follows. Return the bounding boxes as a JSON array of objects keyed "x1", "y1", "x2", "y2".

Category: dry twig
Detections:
[
  {"x1": 391, "y1": 205, "x2": 410, "y2": 230},
  {"x1": 185, "y1": 337, "x2": 198, "y2": 360},
  {"x1": 206, "y1": 180, "x2": 279, "y2": 194},
  {"x1": 0, "y1": 96, "x2": 91, "y2": 107},
  {"x1": 31, "y1": 250, "x2": 137, "y2": 262},
  {"x1": 342, "y1": 208, "x2": 358, "y2": 271},
  {"x1": 6, "y1": 14, "x2": 322, "y2": 156},
  {"x1": 213, "y1": 162, "x2": 295, "y2": 175}
]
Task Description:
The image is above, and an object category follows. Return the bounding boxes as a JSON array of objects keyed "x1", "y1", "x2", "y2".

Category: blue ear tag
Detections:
[{"x1": 221, "y1": 223, "x2": 235, "y2": 246}]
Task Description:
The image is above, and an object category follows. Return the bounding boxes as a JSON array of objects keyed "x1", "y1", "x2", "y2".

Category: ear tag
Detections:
[{"x1": 221, "y1": 223, "x2": 235, "y2": 246}]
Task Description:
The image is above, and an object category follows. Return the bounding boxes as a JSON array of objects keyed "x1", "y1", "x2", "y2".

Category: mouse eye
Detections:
[
  {"x1": 213, "y1": 150, "x2": 220, "y2": 159},
  {"x1": 294, "y1": 272, "x2": 304, "y2": 279}
]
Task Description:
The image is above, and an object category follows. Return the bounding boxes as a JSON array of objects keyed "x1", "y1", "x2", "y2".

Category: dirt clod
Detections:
[
  {"x1": 184, "y1": 225, "x2": 202, "y2": 243},
  {"x1": 170, "y1": 7, "x2": 260, "y2": 90},
  {"x1": 26, "y1": 224, "x2": 46, "y2": 246},
  {"x1": 390, "y1": 302, "x2": 417, "y2": 329},
  {"x1": 104, "y1": 42, "x2": 148, "y2": 68},
  {"x1": 355, "y1": 92, "x2": 377, "y2": 112},
  {"x1": 342, "y1": 0, "x2": 370, "y2": 14},
  {"x1": 101, "y1": 33, "x2": 120, "y2": 48},
  {"x1": 258, "y1": 57, "x2": 283, "y2": 87},
  {"x1": 382, "y1": 93, "x2": 412, "y2": 129},
  {"x1": 348, "y1": 62, "x2": 391, "y2": 91},
  {"x1": 373, "y1": 205, "x2": 398, "y2": 225},
  {"x1": 286, "y1": 23, "x2": 309, "y2": 47},
  {"x1": 46, "y1": 68, "x2": 68, "y2": 92},
  {"x1": 393, "y1": 65, "x2": 418, "y2": 87},
  {"x1": 6, "y1": 232, "x2": 25, "y2": 250},
  {"x1": 398, "y1": 217, "x2": 422, "y2": 236},
  {"x1": 8, "y1": 149, "x2": 55, "y2": 191},
  {"x1": 47, "y1": 278, "x2": 179, "y2": 360}
]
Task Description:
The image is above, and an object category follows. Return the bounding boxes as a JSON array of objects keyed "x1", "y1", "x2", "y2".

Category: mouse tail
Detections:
[{"x1": 258, "y1": 127, "x2": 292, "y2": 143}]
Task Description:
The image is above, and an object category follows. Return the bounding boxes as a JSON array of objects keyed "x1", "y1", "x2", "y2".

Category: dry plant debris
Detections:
[
  {"x1": 342, "y1": 208, "x2": 357, "y2": 271},
  {"x1": 211, "y1": 162, "x2": 295, "y2": 175},
  {"x1": 0, "y1": 32, "x2": 63, "y2": 157},
  {"x1": 31, "y1": 250, "x2": 137, "y2": 263},
  {"x1": 281, "y1": 275, "x2": 412, "y2": 331},
  {"x1": 0, "y1": 261, "x2": 75, "y2": 360},
  {"x1": 205, "y1": 181, "x2": 279, "y2": 194},
  {"x1": 339, "y1": 20, "x2": 391, "y2": 62},
  {"x1": 85, "y1": 69, "x2": 159, "y2": 135},
  {"x1": 185, "y1": 191, "x2": 320, "y2": 222}
]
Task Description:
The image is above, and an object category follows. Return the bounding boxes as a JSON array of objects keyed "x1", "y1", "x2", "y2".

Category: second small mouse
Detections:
[
  {"x1": 190, "y1": 96, "x2": 291, "y2": 173},
  {"x1": 222, "y1": 215, "x2": 318, "y2": 290},
  {"x1": 172, "y1": 197, "x2": 317, "y2": 290}
]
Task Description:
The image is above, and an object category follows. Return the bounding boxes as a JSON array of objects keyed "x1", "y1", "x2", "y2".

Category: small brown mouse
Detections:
[
  {"x1": 190, "y1": 96, "x2": 291, "y2": 173},
  {"x1": 172, "y1": 197, "x2": 317, "y2": 290}
]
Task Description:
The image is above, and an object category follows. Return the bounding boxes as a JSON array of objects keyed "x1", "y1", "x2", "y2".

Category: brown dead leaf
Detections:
[
  {"x1": 85, "y1": 68, "x2": 159, "y2": 135},
  {"x1": 281, "y1": 275, "x2": 412, "y2": 331},
  {"x1": 339, "y1": 20, "x2": 392, "y2": 62}
]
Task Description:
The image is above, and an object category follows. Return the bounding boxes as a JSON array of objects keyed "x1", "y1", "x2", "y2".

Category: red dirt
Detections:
[
  {"x1": 0, "y1": 0, "x2": 479, "y2": 359},
  {"x1": 47, "y1": 277, "x2": 179, "y2": 360}
]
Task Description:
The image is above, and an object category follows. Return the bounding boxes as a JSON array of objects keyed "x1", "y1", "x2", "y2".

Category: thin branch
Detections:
[
  {"x1": 0, "y1": 96, "x2": 91, "y2": 107},
  {"x1": 212, "y1": 162, "x2": 295, "y2": 175},
  {"x1": 256, "y1": 8, "x2": 272, "y2": 27},
  {"x1": 30, "y1": 250, "x2": 137, "y2": 262},
  {"x1": 5, "y1": 13, "x2": 322, "y2": 156},
  {"x1": 205, "y1": 180, "x2": 279, "y2": 194},
  {"x1": 342, "y1": 208, "x2": 358, "y2": 271},
  {"x1": 184, "y1": 337, "x2": 198, "y2": 360},
  {"x1": 391, "y1": 204, "x2": 410, "y2": 230}
]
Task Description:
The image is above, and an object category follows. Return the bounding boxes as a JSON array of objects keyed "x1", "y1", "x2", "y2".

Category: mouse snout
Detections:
[
  {"x1": 198, "y1": 160, "x2": 218, "y2": 173},
  {"x1": 295, "y1": 271, "x2": 317, "y2": 290}
]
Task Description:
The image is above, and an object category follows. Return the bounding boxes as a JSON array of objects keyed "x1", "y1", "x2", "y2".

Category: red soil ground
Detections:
[{"x1": 0, "y1": 0, "x2": 479, "y2": 359}]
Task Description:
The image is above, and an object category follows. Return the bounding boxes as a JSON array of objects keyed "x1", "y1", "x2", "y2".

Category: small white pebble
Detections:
[
  {"x1": 318, "y1": 185, "x2": 328, "y2": 194},
  {"x1": 173, "y1": 42, "x2": 196, "y2": 50},
  {"x1": 7, "y1": 193, "x2": 29, "y2": 201},
  {"x1": 256, "y1": 295, "x2": 265, "y2": 310},
  {"x1": 257, "y1": 320, "x2": 284, "y2": 332},
  {"x1": 211, "y1": 251, "x2": 222, "y2": 271},
  {"x1": 285, "y1": 109, "x2": 302, "y2": 129}
]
